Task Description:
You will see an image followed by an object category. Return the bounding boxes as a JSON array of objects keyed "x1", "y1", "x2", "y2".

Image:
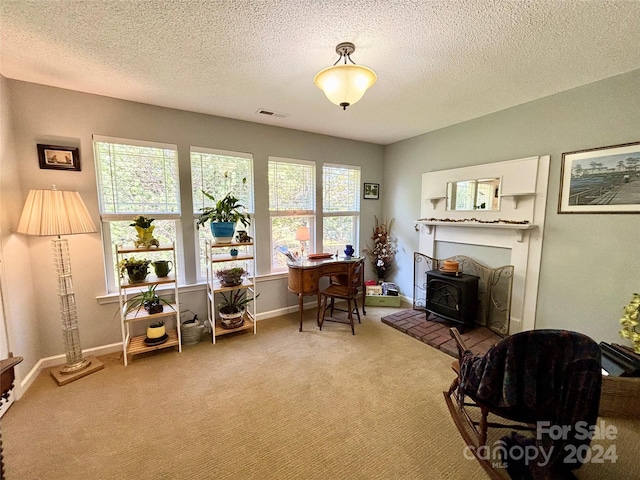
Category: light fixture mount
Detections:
[
  {"x1": 335, "y1": 42, "x2": 356, "y2": 60},
  {"x1": 314, "y1": 41, "x2": 377, "y2": 110}
]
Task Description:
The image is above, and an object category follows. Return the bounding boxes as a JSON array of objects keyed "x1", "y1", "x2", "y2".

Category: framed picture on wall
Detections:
[
  {"x1": 37, "y1": 144, "x2": 81, "y2": 171},
  {"x1": 364, "y1": 183, "x2": 379, "y2": 200},
  {"x1": 558, "y1": 141, "x2": 640, "y2": 213}
]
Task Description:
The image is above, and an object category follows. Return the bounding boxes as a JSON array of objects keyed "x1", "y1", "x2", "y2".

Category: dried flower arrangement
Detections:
[{"x1": 362, "y1": 216, "x2": 396, "y2": 281}]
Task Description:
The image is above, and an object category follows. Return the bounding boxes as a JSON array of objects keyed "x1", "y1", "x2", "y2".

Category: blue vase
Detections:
[{"x1": 344, "y1": 244, "x2": 355, "y2": 257}]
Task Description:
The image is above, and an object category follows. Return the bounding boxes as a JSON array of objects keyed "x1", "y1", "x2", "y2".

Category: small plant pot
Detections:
[
  {"x1": 230, "y1": 248, "x2": 239, "y2": 257},
  {"x1": 219, "y1": 309, "x2": 245, "y2": 329},
  {"x1": 126, "y1": 266, "x2": 148, "y2": 283},
  {"x1": 210, "y1": 222, "x2": 236, "y2": 243},
  {"x1": 218, "y1": 274, "x2": 243, "y2": 287},
  {"x1": 144, "y1": 296, "x2": 164, "y2": 314},
  {"x1": 146, "y1": 324, "x2": 166, "y2": 339}
]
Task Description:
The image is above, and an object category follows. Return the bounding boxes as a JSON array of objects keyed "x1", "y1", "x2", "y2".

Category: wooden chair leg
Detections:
[
  {"x1": 319, "y1": 294, "x2": 327, "y2": 330},
  {"x1": 353, "y1": 298, "x2": 361, "y2": 324},
  {"x1": 479, "y1": 407, "x2": 488, "y2": 446},
  {"x1": 347, "y1": 299, "x2": 355, "y2": 335}
]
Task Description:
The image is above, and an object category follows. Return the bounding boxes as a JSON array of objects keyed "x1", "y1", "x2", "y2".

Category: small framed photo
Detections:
[
  {"x1": 558, "y1": 141, "x2": 640, "y2": 213},
  {"x1": 364, "y1": 183, "x2": 379, "y2": 200},
  {"x1": 37, "y1": 144, "x2": 80, "y2": 171}
]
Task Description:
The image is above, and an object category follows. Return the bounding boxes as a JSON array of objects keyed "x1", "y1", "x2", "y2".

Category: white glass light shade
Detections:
[
  {"x1": 314, "y1": 64, "x2": 377, "y2": 108},
  {"x1": 295, "y1": 225, "x2": 310, "y2": 242},
  {"x1": 17, "y1": 189, "x2": 97, "y2": 236}
]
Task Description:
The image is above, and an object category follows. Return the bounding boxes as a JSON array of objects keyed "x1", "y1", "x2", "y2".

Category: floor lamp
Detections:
[{"x1": 17, "y1": 187, "x2": 104, "y2": 386}]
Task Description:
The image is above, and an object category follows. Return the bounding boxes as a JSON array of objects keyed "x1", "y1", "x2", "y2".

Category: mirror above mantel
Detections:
[{"x1": 446, "y1": 177, "x2": 501, "y2": 211}]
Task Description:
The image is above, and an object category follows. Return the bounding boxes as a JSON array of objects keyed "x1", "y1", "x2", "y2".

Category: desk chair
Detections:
[
  {"x1": 444, "y1": 327, "x2": 602, "y2": 480},
  {"x1": 319, "y1": 258, "x2": 364, "y2": 335}
]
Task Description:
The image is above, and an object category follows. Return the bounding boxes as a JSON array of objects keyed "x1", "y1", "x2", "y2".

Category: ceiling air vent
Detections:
[{"x1": 256, "y1": 108, "x2": 290, "y2": 119}]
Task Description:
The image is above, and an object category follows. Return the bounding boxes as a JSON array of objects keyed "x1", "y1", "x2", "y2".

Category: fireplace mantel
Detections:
[
  {"x1": 418, "y1": 155, "x2": 550, "y2": 333},
  {"x1": 415, "y1": 220, "x2": 537, "y2": 243}
]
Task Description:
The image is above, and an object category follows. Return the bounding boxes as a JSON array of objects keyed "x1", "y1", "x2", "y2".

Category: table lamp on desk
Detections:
[{"x1": 295, "y1": 225, "x2": 310, "y2": 259}]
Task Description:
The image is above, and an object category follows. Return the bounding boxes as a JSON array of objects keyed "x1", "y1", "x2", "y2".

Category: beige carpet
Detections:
[{"x1": 3, "y1": 307, "x2": 638, "y2": 479}]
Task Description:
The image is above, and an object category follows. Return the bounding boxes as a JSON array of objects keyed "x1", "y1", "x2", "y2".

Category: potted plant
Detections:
[
  {"x1": 218, "y1": 289, "x2": 259, "y2": 329},
  {"x1": 123, "y1": 284, "x2": 175, "y2": 317},
  {"x1": 146, "y1": 320, "x2": 167, "y2": 343},
  {"x1": 215, "y1": 267, "x2": 247, "y2": 287},
  {"x1": 196, "y1": 190, "x2": 251, "y2": 243},
  {"x1": 119, "y1": 257, "x2": 151, "y2": 283},
  {"x1": 130, "y1": 215, "x2": 160, "y2": 248},
  {"x1": 619, "y1": 292, "x2": 640, "y2": 353}
]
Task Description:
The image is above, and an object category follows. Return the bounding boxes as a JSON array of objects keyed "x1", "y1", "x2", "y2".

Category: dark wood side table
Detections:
[{"x1": 1, "y1": 355, "x2": 23, "y2": 480}]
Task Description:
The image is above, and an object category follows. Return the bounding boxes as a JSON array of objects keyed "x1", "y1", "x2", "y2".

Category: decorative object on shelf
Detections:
[
  {"x1": 37, "y1": 144, "x2": 81, "y2": 171},
  {"x1": 344, "y1": 244, "x2": 355, "y2": 257},
  {"x1": 295, "y1": 225, "x2": 310, "y2": 259},
  {"x1": 123, "y1": 284, "x2": 175, "y2": 317},
  {"x1": 215, "y1": 267, "x2": 247, "y2": 287},
  {"x1": 144, "y1": 320, "x2": 168, "y2": 345},
  {"x1": 152, "y1": 260, "x2": 172, "y2": 277},
  {"x1": 119, "y1": 257, "x2": 151, "y2": 283},
  {"x1": 235, "y1": 230, "x2": 252, "y2": 243},
  {"x1": 181, "y1": 313, "x2": 204, "y2": 345},
  {"x1": 619, "y1": 292, "x2": 640, "y2": 354},
  {"x1": 363, "y1": 216, "x2": 396, "y2": 282},
  {"x1": 218, "y1": 289, "x2": 259, "y2": 329},
  {"x1": 314, "y1": 41, "x2": 377, "y2": 110},
  {"x1": 363, "y1": 182, "x2": 379, "y2": 200},
  {"x1": 16, "y1": 187, "x2": 104, "y2": 385},
  {"x1": 230, "y1": 248, "x2": 238, "y2": 257},
  {"x1": 130, "y1": 215, "x2": 159, "y2": 248},
  {"x1": 417, "y1": 217, "x2": 530, "y2": 225},
  {"x1": 439, "y1": 260, "x2": 461, "y2": 275},
  {"x1": 559, "y1": 141, "x2": 640, "y2": 214},
  {"x1": 197, "y1": 190, "x2": 251, "y2": 243}
]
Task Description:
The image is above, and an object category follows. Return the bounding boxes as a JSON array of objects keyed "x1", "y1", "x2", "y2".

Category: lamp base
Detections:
[{"x1": 50, "y1": 356, "x2": 104, "y2": 386}]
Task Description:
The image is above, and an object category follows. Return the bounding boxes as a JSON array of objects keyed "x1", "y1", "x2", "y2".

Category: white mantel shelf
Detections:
[{"x1": 415, "y1": 220, "x2": 537, "y2": 242}]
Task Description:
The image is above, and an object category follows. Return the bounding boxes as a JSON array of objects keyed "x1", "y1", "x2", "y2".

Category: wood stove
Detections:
[{"x1": 426, "y1": 270, "x2": 479, "y2": 330}]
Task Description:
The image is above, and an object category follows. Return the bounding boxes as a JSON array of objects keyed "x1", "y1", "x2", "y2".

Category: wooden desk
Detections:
[{"x1": 287, "y1": 256, "x2": 366, "y2": 331}]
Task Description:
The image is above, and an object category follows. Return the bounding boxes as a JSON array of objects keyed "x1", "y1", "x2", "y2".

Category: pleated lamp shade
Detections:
[
  {"x1": 17, "y1": 189, "x2": 97, "y2": 236},
  {"x1": 295, "y1": 225, "x2": 310, "y2": 242}
]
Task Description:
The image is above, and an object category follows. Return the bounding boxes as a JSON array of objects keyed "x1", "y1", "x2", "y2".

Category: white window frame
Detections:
[
  {"x1": 190, "y1": 146, "x2": 255, "y2": 281},
  {"x1": 268, "y1": 157, "x2": 316, "y2": 273},
  {"x1": 93, "y1": 135, "x2": 182, "y2": 292},
  {"x1": 322, "y1": 163, "x2": 361, "y2": 254}
]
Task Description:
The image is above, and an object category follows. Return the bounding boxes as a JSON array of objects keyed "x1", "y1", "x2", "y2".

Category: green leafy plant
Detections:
[
  {"x1": 123, "y1": 284, "x2": 175, "y2": 317},
  {"x1": 129, "y1": 215, "x2": 155, "y2": 229},
  {"x1": 215, "y1": 267, "x2": 247, "y2": 280},
  {"x1": 118, "y1": 257, "x2": 151, "y2": 277},
  {"x1": 218, "y1": 289, "x2": 259, "y2": 315},
  {"x1": 619, "y1": 292, "x2": 640, "y2": 353},
  {"x1": 196, "y1": 191, "x2": 251, "y2": 228},
  {"x1": 149, "y1": 319, "x2": 165, "y2": 328}
]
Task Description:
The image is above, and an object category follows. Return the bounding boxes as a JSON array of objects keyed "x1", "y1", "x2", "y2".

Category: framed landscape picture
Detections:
[
  {"x1": 558, "y1": 141, "x2": 640, "y2": 213},
  {"x1": 37, "y1": 144, "x2": 80, "y2": 171},
  {"x1": 364, "y1": 183, "x2": 379, "y2": 200}
]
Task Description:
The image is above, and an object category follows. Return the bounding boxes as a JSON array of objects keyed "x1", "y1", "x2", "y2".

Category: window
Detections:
[
  {"x1": 268, "y1": 157, "x2": 316, "y2": 273},
  {"x1": 94, "y1": 135, "x2": 181, "y2": 292},
  {"x1": 323, "y1": 164, "x2": 360, "y2": 255},
  {"x1": 191, "y1": 147, "x2": 254, "y2": 280}
]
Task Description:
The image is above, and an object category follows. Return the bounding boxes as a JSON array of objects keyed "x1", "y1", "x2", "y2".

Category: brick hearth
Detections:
[{"x1": 380, "y1": 309, "x2": 502, "y2": 357}]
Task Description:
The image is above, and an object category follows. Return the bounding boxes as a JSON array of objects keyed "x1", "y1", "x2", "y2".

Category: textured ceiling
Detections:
[{"x1": 2, "y1": 1, "x2": 640, "y2": 145}]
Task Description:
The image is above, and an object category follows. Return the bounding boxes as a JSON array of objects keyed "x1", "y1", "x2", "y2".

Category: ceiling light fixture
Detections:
[{"x1": 314, "y1": 42, "x2": 377, "y2": 110}]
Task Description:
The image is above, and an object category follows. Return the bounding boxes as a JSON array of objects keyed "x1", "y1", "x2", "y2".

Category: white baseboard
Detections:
[
  {"x1": 18, "y1": 342, "x2": 122, "y2": 398},
  {"x1": 15, "y1": 297, "x2": 413, "y2": 401}
]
